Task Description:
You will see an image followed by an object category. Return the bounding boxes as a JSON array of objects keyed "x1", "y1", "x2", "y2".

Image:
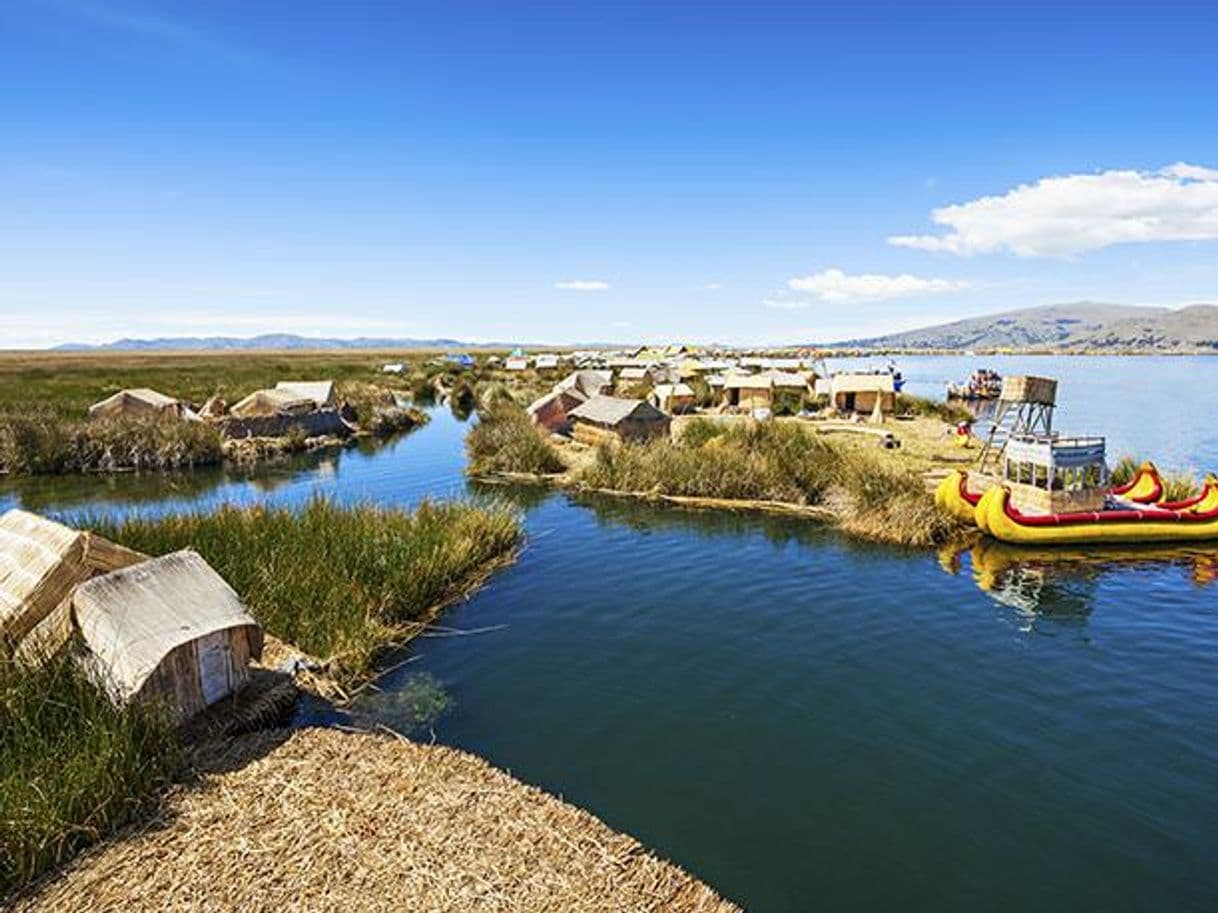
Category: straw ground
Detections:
[{"x1": 13, "y1": 726, "x2": 740, "y2": 913}]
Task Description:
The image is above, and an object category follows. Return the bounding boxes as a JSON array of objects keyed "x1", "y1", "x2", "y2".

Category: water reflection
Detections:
[{"x1": 940, "y1": 538, "x2": 1218, "y2": 622}]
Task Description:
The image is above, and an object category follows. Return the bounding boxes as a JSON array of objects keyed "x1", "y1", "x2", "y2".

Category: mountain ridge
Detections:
[{"x1": 841, "y1": 302, "x2": 1218, "y2": 351}]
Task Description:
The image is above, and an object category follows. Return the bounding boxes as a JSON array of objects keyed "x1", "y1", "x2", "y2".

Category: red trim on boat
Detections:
[
  {"x1": 957, "y1": 473, "x2": 981, "y2": 506},
  {"x1": 1001, "y1": 491, "x2": 1218, "y2": 527}
]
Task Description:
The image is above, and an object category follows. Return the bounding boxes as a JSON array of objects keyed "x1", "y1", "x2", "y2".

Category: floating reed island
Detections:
[
  {"x1": 13, "y1": 727, "x2": 739, "y2": 913},
  {"x1": 467, "y1": 401, "x2": 972, "y2": 548},
  {"x1": 0, "y1": 497, "x2": 522, "y2": 899}
]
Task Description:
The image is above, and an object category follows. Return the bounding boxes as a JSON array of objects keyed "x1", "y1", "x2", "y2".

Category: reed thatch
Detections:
[
  {"x1": 0, "y1": 510, "x2": 145, "y2": 657},
  {"x1": 14, "y1": 727, "x2": 739, "y2": 913}
]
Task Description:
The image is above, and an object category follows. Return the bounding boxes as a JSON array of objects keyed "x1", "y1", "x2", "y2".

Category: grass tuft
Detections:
[
  {"x1": 466, "y1": 402, "x2": 565, "y2": 476},
  {"x1": 84, "y1": 497, "x2": 521, "y2": 683},
  {"x1": 0, "y1": 653, "x2": 180, "y2": 898}
]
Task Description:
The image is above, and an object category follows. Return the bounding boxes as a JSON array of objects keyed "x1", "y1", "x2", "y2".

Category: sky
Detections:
[{"x1": 3, "y1": 0, "x2": 1218, "y2": 348}]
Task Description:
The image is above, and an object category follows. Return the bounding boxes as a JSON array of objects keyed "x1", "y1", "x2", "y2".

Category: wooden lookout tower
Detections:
[{"x1": 978, "y1": 375, "x2": 1058, "y2": 473}]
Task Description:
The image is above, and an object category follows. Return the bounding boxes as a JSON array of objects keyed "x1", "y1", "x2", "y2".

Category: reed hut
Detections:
[
  {"x1": 617, "y1": 366, "x2": 650, "y2": 384},
  {"x1": 527, "y1": 389, "x2": 586, "y2": 434},
  {"x1": 274, "y1": 380, "x2": 337, "y2": 409},
  {"x1": 568, "y1": 396, "x2": 671, "y2": 444},
  {"x1": 556, "y1": 369, "x2": 613, "y2": 398},
  {"x1": 230, "y1": 388, "x2": 314, "y2": 418},
  {"x1": 534, "y1": 354, "x2": 560, "y2": 372},
  {"x1": 649, "y1": 383, "x2": 696, "y2": 414},
  {"x1": 88, "y1": 388, "x2": 196, "y2": 423},
  {"x1": 720, "y1": 375, "x2": 773, "y2": 410},
  {"x1": 505, "y1": 356, "x2": 529, "y2": 372},
  {"x1": 72, "y1": 550, "x2": 263, "y2": 721},
  {"x1": 0, "y1": 510, "x2": 145, "y2": 658},
  {"x1": 830, "y1": 374, "x2": 895, "y2": 417}
]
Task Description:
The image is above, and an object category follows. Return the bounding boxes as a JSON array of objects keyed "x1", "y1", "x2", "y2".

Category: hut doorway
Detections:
[
  {"x1": 198, "y1": 630, "x2": 235, "y2": 705},
  {"x1": 842, "y1": 392, "x2": 856, "y2": 412}
]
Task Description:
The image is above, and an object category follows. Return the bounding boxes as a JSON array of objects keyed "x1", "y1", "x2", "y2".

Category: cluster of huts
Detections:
[
  {"x1": 0, "y1": 509, "x2": 261, "y2": 724},
  {"x1": 88, "y1": 380, "x2": 356, "y2": 440},
  {"x1": 523, "y1": 344, "x2": 899, "y2": 438}
]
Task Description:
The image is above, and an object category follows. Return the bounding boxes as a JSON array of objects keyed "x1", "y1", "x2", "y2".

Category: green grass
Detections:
[
  {"x1": 0, "y1": 410, "x2": 224, "y2": 475},
  {"x1": 85, "y1": 497, "x2": 522, "y2": 682},
  {"x1": 0, "y1": 653, "x2": 180, "y2": 898},
  {"x1": 895, "y1": 393, "x2": 973, "y2": 424},
  {"x1": 465, "y1": 401, "x2": 565, "y2": 476},
  {"x1": 580, "y1": 418, "x2": 963, "y2": 546}
]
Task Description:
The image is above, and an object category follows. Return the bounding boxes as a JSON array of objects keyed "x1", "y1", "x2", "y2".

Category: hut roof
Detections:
[
  {"x1": 534, "y1": 354, "x2": 560, "y2": 368},
  {"x1": 653, "y1": 383, "x2": 695, "y2": 399},
  {"x1": 556, "y1": 370, "x2": 612, "y2": 398},
  {"x1": 760, "y1": 370, "x2": 809, "y2": 388},
  {"x1": 568, "y1": 396, "x2": 666, "y2": 427},
  {"x1": 88, "y1": 388, "x2": 189, "y2": 420},
  {"x1": 830, "y1": 373, "x2": 895, "y2": 394},
  {"x1": 231, "y1": 388, "x2": 314, "y2": 418},
  {"x1": 505, "y1": 357, "x2": 529, "y2": 370},
  {"x1": 724, "y1": 375, "x2": 773, "y2": 390},
  {"x1": 274, "y1": 381, "x2": 336, "y2": 407},
  {"x1": 618, "y1": 367, "x2": 650, "y2": 380},
  {"x1": 527, "y1": 388, "x2": 585, "y2": 417},
  {"x1": 73, "y1": 550, "x2": 262, "y2": 704},
  {"x1": 0, "y1": 510, "x2": 145, "y2": 653}
]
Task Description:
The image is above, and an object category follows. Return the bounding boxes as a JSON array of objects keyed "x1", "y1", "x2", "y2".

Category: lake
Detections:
[{"x1": 3, "y1": 355, "x2": 1217, "y2": 912}]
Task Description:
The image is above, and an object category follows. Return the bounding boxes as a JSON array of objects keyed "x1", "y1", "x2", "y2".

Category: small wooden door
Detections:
[{"x1": 197, "y1": 631, "x2": 232, "y2": 706}]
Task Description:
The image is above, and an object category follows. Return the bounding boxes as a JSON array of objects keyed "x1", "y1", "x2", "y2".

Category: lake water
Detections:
[{"x1": 3, "y1": 355, "x2": 1218, "y2": 912}]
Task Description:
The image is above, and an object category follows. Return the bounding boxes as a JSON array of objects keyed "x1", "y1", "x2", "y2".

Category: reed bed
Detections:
[
  {"x1": 466, "y1": 401, "x2": 565, "y2": 476},
  {"x1": 0, "y1": 653, "x2": 180, "y2": 899},
  {"x1": 580, "y1": 419, "x2": 964, "y2": 547},
  {"x1": 0, "y1": 410, "x2": 224, "y2": 475},
  {"x1": 84, "y1": 498, "x2": 522, "y2": 683},
  {"x1": 14, "y1": 726, "x2": 739, "y2": 913},
  {"x1": 895, "y1": 393, "x2": 973, "y2": 424}
]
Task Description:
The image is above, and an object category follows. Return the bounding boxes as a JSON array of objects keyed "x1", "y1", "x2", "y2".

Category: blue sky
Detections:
[{"x1": 3, "y1": 0, "x2": 1218, "y2": 347}]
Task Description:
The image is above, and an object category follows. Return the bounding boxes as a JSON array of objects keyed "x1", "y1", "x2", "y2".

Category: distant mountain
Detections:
[
  {"x1": 845, "y1": 302, "x2": 1218, "y2": 352},
  {"x1": 55, "y1": 334, "x2": 494, "y2": 352}
]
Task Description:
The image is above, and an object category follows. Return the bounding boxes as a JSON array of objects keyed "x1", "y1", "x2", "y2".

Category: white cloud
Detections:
[
  {"x1": 704, "y1": 282, "x2": 723, "y2": 290},
  {"x1": 889, "y1": 163, "x2": 1218, "y2": 258},
  {"x1": 771, "y1": 268, "x2": 970, "y2": 307},
  {"x1": 555, "y1": 279, "x2": 610, "y2": 291}
]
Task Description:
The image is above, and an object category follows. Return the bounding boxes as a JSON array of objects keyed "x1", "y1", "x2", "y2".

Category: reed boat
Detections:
[
  {"x1": 973, "y1": 475, "x2": 1218, "y2": 546},
  {"x1": 934, "y1": 461, "x2": 1168, "y2": 525}
]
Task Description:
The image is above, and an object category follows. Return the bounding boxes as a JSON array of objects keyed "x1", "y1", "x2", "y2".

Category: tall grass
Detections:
[
  {"x1": 583, "y1": 420, "x2": 839, "y2": 504},
  {"x1": 466, "y1": 401, "x2": 565, "y2": 476},
  {"x1": 86, "y1": 498, "x2": 522, "y2": 682},
  {"x1": 580, "y1": 418, "x2": 964, "y2": 546},
  {"x1": 0, "y1": 653, "x2": 180, "y2": 898},
  {"x1": 0, "y1": 410, "x2": 223, "y2": 475}
]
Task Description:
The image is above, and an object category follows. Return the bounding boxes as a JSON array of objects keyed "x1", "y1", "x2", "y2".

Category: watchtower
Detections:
[{"x1": 978, "y1": 375, "x2": 1058, "y2": 473}]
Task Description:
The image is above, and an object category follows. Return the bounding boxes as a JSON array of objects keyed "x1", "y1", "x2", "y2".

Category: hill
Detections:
[{"x1": 846, "y1": 302, "x2": 1218, "y2": 352}]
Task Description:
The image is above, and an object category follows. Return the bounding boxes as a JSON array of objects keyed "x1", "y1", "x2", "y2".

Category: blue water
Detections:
[{"x1": 3, "y1": 356, "x2": 1218, "y2": 912}]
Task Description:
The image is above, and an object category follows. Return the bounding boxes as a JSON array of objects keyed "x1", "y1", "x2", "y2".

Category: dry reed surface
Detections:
[{"x1": 15, "y1": 726, "x2": 739, "y2": 913}]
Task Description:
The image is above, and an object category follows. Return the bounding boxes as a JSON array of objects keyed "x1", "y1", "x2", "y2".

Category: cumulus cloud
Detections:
[
  {"x1": 555, "y1": 279, "x2": 609, "y2": 291},
  {"x1": 768, "y1": 268, "x2": 970, "y2": 307},
  {"x1": 704, "y1": 282, "x2": 723, "y2": 290},
  {"x1": 889, "y1": 163, "x2": 1218, "y2": 257}
]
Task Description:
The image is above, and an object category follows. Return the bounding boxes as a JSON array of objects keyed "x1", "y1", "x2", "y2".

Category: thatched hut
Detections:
[
  {"x1": 73, "y1": 550, "x2": 263, "y2": 721},
  {"x1": 649, "y1": 383, "x2": 696, "y2": 414},
  {"x1": 568, "y1": 396, "x2": 671, "y2": 444},
  {"x1": 230, "y1": 388, "x2": 314, "y2": 418},
  {"x1": 527, "y1": 389, "x2": 586, "y2": 434},
  {"x1": 88, "y1": 388, "x2": 196, "y2": 423},
  {"x1": 830, "y1": 373, "x2": 896, "y2": 417},
  {"x1": 720, "y1": 375, "x2": 773, "y2": 411},
  {"x1": 534, "y1": 354, "x2": 560, "y2": 372},
  {"x1": 505, "y1": 356, "x2": 529, "y2": 372},
  {"x1": 274, "y1": 381, "x2": 337, "y2": 409},
  {"x1": 0, "y1": 509, "x2": 145, "y2": 658},
  {"x1": 556, "y1": 369, "x2": 612, "y2": 399}
]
